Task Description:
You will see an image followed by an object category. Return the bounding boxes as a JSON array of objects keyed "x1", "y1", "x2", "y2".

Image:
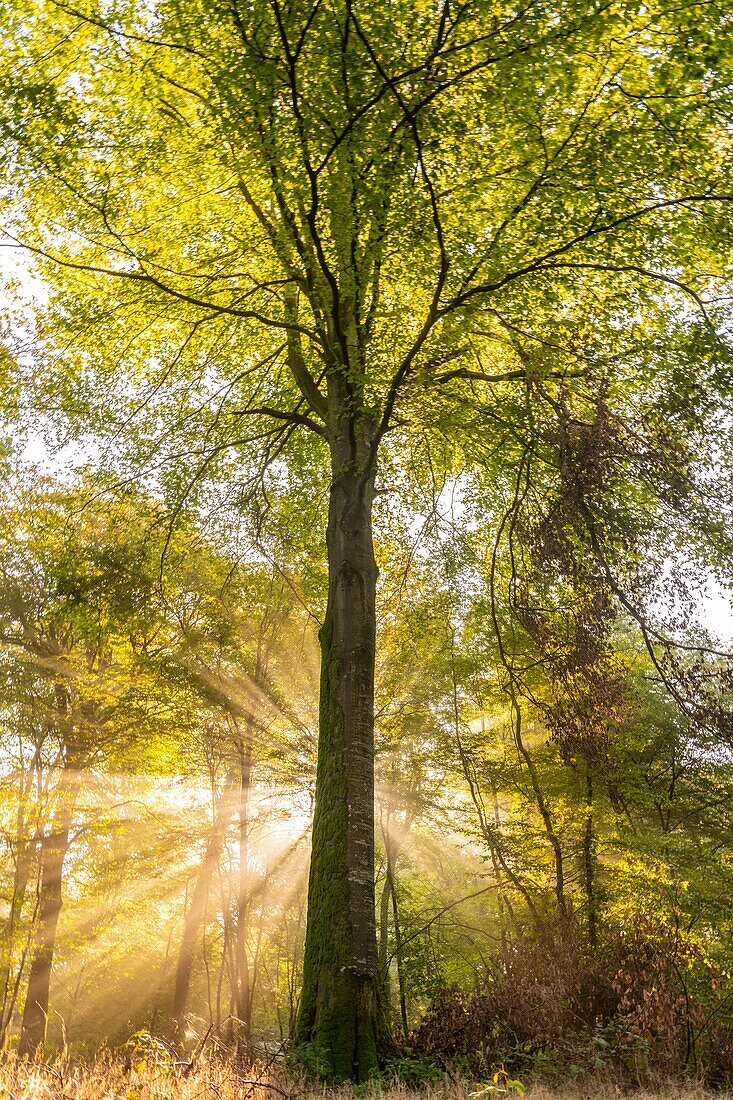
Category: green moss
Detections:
[{"x1": 294, "y1": 624, "x2": 385, "y2": 1082}]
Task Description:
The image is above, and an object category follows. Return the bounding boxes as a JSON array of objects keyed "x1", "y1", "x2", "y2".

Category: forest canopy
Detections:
[{"x1": 1, "y1": 0, "x2": 733, "y2": 1087}]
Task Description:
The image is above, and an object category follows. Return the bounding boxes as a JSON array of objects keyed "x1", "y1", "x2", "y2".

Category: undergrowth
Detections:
[
  {"x1": 1, "y1": 1052, "x2": 732, "y2": 1100},
  {"x1": 410, "y1": 915, "x2": 733, "y2": 1087}
]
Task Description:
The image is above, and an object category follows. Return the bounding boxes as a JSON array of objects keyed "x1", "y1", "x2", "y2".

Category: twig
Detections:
[{"x1": 236, "y1": 1081, "x2": 294, "y2": 1100}]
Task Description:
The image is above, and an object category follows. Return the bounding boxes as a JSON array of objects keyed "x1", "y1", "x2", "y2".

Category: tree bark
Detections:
[
  {"x1": 512, "y1": 699, "x2": 566, "y2": 914},
  {"x1": 0, "y1": 823, "x2": 35, "y2": 1045},
  {"x1": 583, "y1": 769, "x2": 598, "y2": 949},
  {"x1": 233, "y1": 739, "x2": 254, "y2": 1053},
  {"x1": 294, "y1": 431, "x2": 389, "y2": 1080},
  {"x1": 378, "y1": 814, "x2": 408, "y2": 1037},
  {"x1": 378, "y1": 875, "x2": 391, "y2": 1002},
  {"x1": 170, "y1": 774, "x2": 236, "y2": 1035},
  {"x1": 388, "y1": 867, "x2": 408, "y2": 1038},
  {"x1": 18, "y1": 761, "x2": 79, "y2": 1057}
]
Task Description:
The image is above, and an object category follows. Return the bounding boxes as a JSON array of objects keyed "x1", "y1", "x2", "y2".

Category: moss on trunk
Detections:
[{"x1": 294, "y1": 450, "x2": 391, "y2": 1081}]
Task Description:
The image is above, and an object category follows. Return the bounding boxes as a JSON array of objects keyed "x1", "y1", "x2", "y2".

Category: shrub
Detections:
[{"x1": 410, "y1": 913, "x2": 733, "y2": 1085}]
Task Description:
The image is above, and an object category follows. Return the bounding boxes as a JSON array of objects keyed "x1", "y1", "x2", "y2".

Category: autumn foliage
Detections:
[{"x1": 412, "y1": 913, "x2": 733, "y2": 1085}]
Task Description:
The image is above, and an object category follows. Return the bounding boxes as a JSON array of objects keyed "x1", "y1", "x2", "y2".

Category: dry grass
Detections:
[
  {"x1": 524, "y1": 1085, "x2": 731, "y2": 1100},
  {"x1": 0, "y1": 1055, "x2": 731, "y2": 1100}
]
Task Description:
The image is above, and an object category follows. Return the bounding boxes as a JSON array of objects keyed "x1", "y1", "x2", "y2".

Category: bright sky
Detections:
[{"x1": 701, "y1": 578, "x2": 733, "y2": 642}]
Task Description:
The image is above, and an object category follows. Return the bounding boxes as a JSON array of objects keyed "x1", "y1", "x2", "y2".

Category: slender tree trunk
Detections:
[
  {"x1": 377, "y1": 811, "x2": 393, "y2": 1011},
  {"x1": 0, "y1": 831, "x2": 34, "y2": 1046},
  {"x1": 451, "y1": 644, "x2": 541, "y2": 924},
  {"x1": 150, "y1": 921, "x2": 175, "y2": 1037},
  {"x1": 491, "y1": 790, "x2": 511, "y2": 959},
  {"x1": 295, "y1": 431, "x2": 389, "y2": 1080},
  {"x1": 387, "y1": 870, "x2": 408, "y2": 1037},
  {"x1": 583, "y1": 770, "x2": 598, "y2": 949},
  {"x1": 170, "y1": 853, "x2": 217, "y2": 1034},
  {"x1": 233, "y1": 739, "x2": 253, "y2": 1053},
  {"x1": 288, "y1": 900, "x2": 305, "y2": 1039},
  {"x1": 378, "y1": 876, "x2": 391, "y2": 1001},
  {"x1": 18, "y1": 762, "x2": 78, "y2": 1057},
  {"x1": 170, "y1": 775, "x2": 236, "y2": 1035},
  {"x1": 453, "y1": 713, "x2": 540, "y2": 920},
  {"x1": 1, "y1": 743, "x2": 43, "y2": 1048},
  {"x1": 378, "y1": 815, "x2": 408, "y2": 1036},
  {"x1": 512, "y1": 698, "x2": 566, "y2": 913}
]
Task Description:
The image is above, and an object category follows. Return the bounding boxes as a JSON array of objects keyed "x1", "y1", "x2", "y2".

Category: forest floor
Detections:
[{"x1": 0, "y1": 1055, "x2": 731, "y2": 1100}]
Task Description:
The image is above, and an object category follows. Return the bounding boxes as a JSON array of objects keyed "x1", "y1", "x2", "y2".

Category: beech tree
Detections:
[
  {"x1": 3, "y1": 0, "x2": 733, "y2": 1078},
  {"x1": 0, "y1": 480, "x2": 160, "y2": 1054}
]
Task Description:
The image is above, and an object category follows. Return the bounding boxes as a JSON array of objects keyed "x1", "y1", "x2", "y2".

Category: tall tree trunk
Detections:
[
  {"x1": 512, "y1": 698, "x2": 566, "y2": 913},
  {"x1": 295, "y1": 433, "x2": 389, "y2": 1080},
  {"x1": 378, "y1": 813, "x2": 408, "y2": 1036},
  {"x1": 0, "y1": 828, "x2": 34, "y2": 1046},
  {"x1": 387, "y1": 867, "x2": 408, "y2": 1037},
  {"x1": 1, "y1": 741, "x2": 43, "y2": 1047},
  {"x1": 491, "y1": 790, "x2": 511, "y2": 959},
  {"x1": 149, "y1": 921, "x2": 175, "y2": 1037},
  {"x1": 233, "y1": 739, "x2": 253, "y2": 1053},
  {"x1": 377, "y1": 810, "x2": 394, "y2": 1013},
  {"x1": 170, "y1": 774, "x2": 236, "y2": 1035},
  {"x1": 377, "y1": 875, "x2": 391, "y2": 1002},
  {"x1": 18, "y1": 761, "x2": 79, "y2": 1057},
  {"x1": 583, "y1": 769, "x2": 598, "y2": 949}
]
